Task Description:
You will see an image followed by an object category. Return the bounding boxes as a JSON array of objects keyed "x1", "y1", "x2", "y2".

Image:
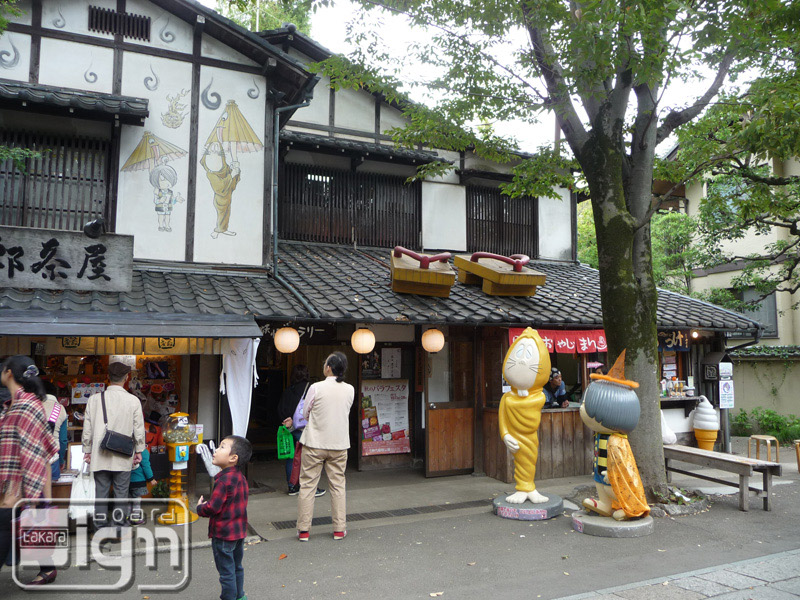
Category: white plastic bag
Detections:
[{"x1": 68, "y1": 462, "x2": 96, "y2": 521}]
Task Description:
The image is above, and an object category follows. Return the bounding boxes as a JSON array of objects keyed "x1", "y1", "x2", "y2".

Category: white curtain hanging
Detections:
[{"x1": 219, "y1": 337, "x2": 260, "y2": 437}]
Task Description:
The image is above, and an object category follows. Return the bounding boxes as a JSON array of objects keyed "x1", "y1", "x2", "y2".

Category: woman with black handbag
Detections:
[{"x1": 0, "y1": 355, "x2": 61, "y2": 585}]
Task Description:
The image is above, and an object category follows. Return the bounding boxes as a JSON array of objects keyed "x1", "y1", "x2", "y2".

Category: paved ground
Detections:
[{"x1": 0, "y1": 437, "x2": 797, "y2": 599}]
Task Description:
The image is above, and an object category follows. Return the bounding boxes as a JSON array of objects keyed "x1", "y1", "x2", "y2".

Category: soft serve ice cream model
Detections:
[{"x1": 691, "y1": 396, "x2": 719, "y2": 451}]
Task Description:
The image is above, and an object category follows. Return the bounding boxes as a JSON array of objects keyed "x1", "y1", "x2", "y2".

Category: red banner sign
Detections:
[{"x1": 509, "y1": 328, "x2": 607, "y2": 354}]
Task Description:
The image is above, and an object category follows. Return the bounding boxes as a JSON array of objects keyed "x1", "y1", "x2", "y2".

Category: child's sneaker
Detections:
[
  {"x1": 288, "y1": 484, "x2": 300, "y2": 496},
  {"x1": 128, "y1": 515, "x2": 146, "y2": 526},
  {"x1": 314, "y1": 488, "x2": 326, "y2": 497},
  {"x1": 333, "y1": 531, "x2": 347, "y2": 540},
  {"x1": 298, "y1": 531, "x2": 309, "y2": 542}
]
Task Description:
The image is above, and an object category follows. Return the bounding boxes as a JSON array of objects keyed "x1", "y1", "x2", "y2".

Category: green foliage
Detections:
[
  {"x1": 150, "y1": 480, "x2": 170, "y2": 498},
  {"x1": 216, "y1": 0, "x2": 312, "y2": 33},
  {"x1": 732, "y1": 407, "x2": 800, "y2": 444},
  {"x1": 578, "y1": 206, "x2": 700, "y2": 293},
  {"x1": 0, "y1": 145, "x2": 41, "y2": 172},
  {"x1": 577, "y1": 202, "x2": 598, "y2": 268},
  {"x1": 730, "y1": 409, "x2": 753, "y2": 437}
]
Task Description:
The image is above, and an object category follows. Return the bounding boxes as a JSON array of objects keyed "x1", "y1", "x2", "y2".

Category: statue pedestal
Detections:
[
  {"x1": 571, "y1": 510, "x2": 653, "y2": 537},
  {"x1": 492, "y1": 494, "x2": 563, "y2": 521}
]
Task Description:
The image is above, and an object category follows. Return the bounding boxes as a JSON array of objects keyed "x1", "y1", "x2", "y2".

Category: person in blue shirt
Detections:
[
  {"x1": 543, "y1": 368, "x2": 570, "y2": 409},
  {"x1": 128, "y1": 447, "x2": 157, "y2": 525}
]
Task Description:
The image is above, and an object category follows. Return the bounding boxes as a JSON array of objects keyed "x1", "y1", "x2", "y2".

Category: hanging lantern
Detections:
[
  {"x1": 274, "y1": 327, "x2": 300, "y2": 353},
  {"x1": 421, "y1": 328, "x2": 445, "y2": 353},
  {"x1": 351, "y1": 328, "x2": 376, "y2": 354}
]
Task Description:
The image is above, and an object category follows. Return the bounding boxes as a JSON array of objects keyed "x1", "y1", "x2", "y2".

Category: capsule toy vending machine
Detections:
[{"x1": 158, "y1": 413, "x2": 199, "y2": 525}]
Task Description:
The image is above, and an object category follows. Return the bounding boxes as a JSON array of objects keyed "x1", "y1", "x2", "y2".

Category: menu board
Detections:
[{"x1": 361, "y1": 379, "x2": 411, "y2": 456}]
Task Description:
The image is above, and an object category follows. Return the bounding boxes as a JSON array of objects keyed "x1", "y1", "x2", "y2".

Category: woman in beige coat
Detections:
[{"x1": 296, "y1": 352, "x2": 354, "y2": 542}]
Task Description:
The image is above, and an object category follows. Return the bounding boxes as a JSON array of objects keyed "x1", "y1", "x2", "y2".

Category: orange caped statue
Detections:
[{"x1": 580, "y1": 350, "x2": 650, "y2": 520}]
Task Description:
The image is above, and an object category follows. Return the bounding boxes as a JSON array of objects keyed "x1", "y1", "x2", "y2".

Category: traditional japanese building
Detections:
[{"x1": 0, "y1": 4, "x2": 760, "y2": 487}]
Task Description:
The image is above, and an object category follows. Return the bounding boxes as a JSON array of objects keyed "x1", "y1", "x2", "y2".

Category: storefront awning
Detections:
[{"x1": 0, "y1": 310, "x2": 261, "y2": 338}]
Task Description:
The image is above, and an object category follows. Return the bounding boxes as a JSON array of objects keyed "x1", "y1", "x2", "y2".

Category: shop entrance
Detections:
[{"x1": 425, "y1": 333, "x2": 474, "y2": 476}]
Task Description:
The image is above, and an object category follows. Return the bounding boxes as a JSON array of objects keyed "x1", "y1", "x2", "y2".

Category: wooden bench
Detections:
[{"x1": 663, "y1": 444, "x2": 782, "y2": 512}]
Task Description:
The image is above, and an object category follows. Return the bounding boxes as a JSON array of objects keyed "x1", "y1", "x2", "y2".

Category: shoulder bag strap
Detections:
[
  {"x1": 100, "y1": 391, "x2": 108, "y2": 425},
  {"x1": 48, "y1": 402, "x2": 62, "y2": 423}
]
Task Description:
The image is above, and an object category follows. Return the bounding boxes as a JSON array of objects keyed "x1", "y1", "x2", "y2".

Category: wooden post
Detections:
[{"x1": 187, "y1": 355, "x2": 200, "y2": 498}]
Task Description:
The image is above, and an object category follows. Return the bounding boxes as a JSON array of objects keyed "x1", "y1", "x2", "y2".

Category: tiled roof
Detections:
[
  {"x1": 0, "y1": 265, "x2": 304, "y2": 318},
  {"x1": 0, "y1": 245, "x2": 761, "y2": 334},
  {"x1": 276, "y1": 241, "x2": 761, "y2": 332},
  {"x1": 281, "y1": 130, "x2": 443, "y2": 164},
  {"x1": 0, "y1": 81, "x2": 149, "y2": 125}
]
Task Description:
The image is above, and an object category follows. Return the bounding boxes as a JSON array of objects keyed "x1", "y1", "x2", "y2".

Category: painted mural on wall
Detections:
[
  {"x1": 121, "y1": 131, "x2": 188, "y2": 233},
  {"x1": 200, "y1": 100, "x2": 263, "y2": 239}
]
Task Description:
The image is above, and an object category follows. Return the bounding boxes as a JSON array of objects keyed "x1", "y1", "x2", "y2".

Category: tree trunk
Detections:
[{"x1": 583, "y1": 135, "x2": 668, "y2": 500}]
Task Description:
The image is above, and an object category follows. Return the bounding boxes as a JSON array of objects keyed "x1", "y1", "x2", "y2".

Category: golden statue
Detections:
[
  {"x1": 580, "y1": 351, "x2": 650, "y2": 521},
  {"x1": 498, "y1": 327, "x2": 551, "y2": 504}
]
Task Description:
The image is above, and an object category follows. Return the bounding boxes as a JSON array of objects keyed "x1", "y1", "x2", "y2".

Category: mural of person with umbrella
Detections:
[
  {"x1": 200, "y1": 100, "x2": 263, "y2": 239},
  {"x1": 121, "y1": 131, "x2": 188, "y2": 233}
]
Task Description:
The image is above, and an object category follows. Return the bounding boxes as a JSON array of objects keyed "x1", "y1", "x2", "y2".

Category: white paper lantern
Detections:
[
  {"x1": 351, "y1": 328, "x2": 376, "y2": 354},
  {"x1": 421, "y1": 328, "x2": 445, "y2": 353},
  {"x1": 274, "y1": 327, "x2": 300, "y2": 353}
]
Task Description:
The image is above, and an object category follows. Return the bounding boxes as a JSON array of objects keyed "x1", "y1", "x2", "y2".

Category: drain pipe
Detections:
[{"x1": 271, "y1": 80, "x2": 320, "y2": 319}]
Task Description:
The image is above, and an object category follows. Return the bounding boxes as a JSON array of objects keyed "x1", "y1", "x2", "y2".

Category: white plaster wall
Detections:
[
  {"x1": 464, "y1": 152, "x2": 515, "y2": 174},
  {"x1": 38, "y1": 38, "x2": 114, "y2": 94},
  {"x1": 421, "y1": 182, "x2": 467, "y2": 251},
  {"x1": 0, "y1": 33, "x2": 31, "y2": 83},
  {"x1": 117, "y1": 53, "x2": 192, "y2": 261},
  {"x1": 291, "y1": 75, "x2": 329, "y2": 126},
  {"x1": 194, "y1": 66, "x2": 266, "y2": 265},
  {"x1": 41, "y1": 0, "x2": 115, "y2": 38},
  {"x1": 125, "y1": 0, "x2": 194, "y2": 54},
  {"x1": 538, "y1": 186, "x2": 572, "y2": 260},
  {"x1": 425, "y1": 149, "x2": 459, "y2": 185},
  {"x1": 380, "y1": 104, "x2": 406, "y2": 134},
  {"x1": 201, "y1": 34, "x2": 258, "y2": 67},
  {"x1": 334, "y1": 87, "x2": 376, "y2": 132},
  {"x1": 8, "y1": 0, "x2": 32, "y2": 25}
]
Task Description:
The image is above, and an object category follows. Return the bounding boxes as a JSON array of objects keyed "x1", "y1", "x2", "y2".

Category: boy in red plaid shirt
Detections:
[{"x1": 196, "y1": 436, "x2": 251, "y2": 600}]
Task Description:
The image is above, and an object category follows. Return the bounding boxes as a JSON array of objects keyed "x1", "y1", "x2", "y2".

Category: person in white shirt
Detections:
[{"x1": 296, "y1": 352, "x2": 354, "y2": 542}]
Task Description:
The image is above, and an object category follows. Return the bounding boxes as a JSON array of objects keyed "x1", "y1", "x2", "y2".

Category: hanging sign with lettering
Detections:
[
  {"x1": 509, "y1": 328, "x2": 607, "y2": 354},
  {"x1": 0, "y1": 226, "x2": 133, "y2": 292}
]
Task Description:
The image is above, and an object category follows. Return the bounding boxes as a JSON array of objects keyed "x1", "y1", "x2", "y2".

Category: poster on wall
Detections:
[
  {"x1": 361, "y1": 379, "x2": 411, "y2": 456},
  {"x1": 361, "y1": 350, "x2": 381, "y2": 378},
  {"x1": 381, "y1": 348, "x2": 401, "y2": 379},
  {"x1": 719, "y1": 380, "x2": 735, "y2": 409}
]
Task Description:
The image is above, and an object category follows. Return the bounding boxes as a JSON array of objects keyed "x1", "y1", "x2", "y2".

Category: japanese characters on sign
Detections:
[
  {"x1": 657, "y1": 330, "x2": 691, "y2": 352},
  {"x1": 0, "y1": 226, "x2": 133, "y2": 292},
  {"x1": 259, "y1": 322, "x2": 336, "y2": 344},
  {"x1": 509, "y1": 328, "x2": 607, "y2": 354},
  {"x1": 361, "y1": 379, "x2": 411, "y2": 456}
]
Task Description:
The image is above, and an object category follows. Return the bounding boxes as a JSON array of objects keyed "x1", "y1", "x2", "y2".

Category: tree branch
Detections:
[
  {"x1": 522, "y1": 6, "x2": 588, "y2": 154},
  {"x1": 655, "y1": 50, "x2": 735, "y2": 146}
]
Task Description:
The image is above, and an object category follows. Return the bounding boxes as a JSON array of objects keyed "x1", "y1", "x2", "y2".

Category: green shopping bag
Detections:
[{"x1": 277, "y1": 425, "x2": 295, "y2": 460}]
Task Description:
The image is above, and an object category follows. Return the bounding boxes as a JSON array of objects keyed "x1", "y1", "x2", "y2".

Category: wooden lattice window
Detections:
[
  {"x1": 466, "y1": 185, "x2": 538, "y2": 258},
  {"x1": 88, "y1": 6, "x2": 151, "y2": 41},
  {"x1": 0, "y1": 131, "x2": 112, "y2": 232},
  {"x1": 280, "y1": 163, "x2": 421, "y2": 248}
]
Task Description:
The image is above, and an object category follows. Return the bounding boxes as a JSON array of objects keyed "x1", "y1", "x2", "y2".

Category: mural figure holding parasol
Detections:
[
  {"x1": 121, "y1": 131, "x2": 187, "y2": 233},
  {"x1": 200, "y1": 100, "x2": 263, "y2": 239}
]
